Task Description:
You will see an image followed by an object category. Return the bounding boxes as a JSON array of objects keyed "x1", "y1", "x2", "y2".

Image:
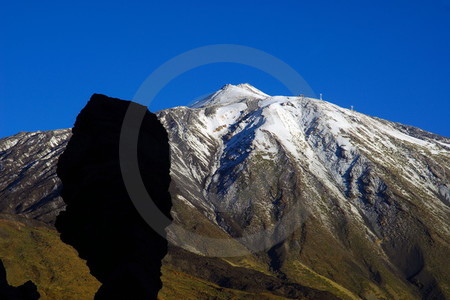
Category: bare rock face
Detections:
[
  {"x1": 55, "y1": 94, "x2": 172, "y2": 299},
  {"x1": 0, "y1": 259, "x2": 40, "y2": 300}
]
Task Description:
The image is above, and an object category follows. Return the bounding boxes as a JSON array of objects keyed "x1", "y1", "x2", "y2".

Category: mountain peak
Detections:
[
  {"x1": 190, "y1": 83, "x2": 269, "y2": 108},
  {"x1": 219, "y1": 83, "x2": 268, "y2": 96}
]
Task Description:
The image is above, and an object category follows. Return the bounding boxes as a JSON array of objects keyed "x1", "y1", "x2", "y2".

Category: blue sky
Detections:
[{"x1": 1, "y1": 0, "x2": 449, "y2": 138}]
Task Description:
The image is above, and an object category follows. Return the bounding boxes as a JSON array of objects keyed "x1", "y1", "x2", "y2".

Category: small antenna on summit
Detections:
[
  {"x1": 350, "y1": 105, "x2": 354, "y2": 111},
  {"x1": 319, "y1": 93, "x2": 323, "y2": 100}
]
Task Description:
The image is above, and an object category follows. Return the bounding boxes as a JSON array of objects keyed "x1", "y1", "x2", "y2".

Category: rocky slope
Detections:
[
  {"x1": 0, "y1": 129, "x2": 70, "y2": 224},
  {"x1": 1, "y1": 84, "x2": 449, "y2": 299}
]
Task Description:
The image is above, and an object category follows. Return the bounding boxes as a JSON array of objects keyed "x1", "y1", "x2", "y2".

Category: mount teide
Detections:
[{"x1": 1, "y1": 84, "x2": 449, "y2": 299}]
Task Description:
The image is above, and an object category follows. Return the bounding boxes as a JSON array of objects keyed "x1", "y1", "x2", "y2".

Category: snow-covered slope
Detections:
[
  {"x1": 159, "y1": 84, "x2": 450, "y2": 224},
  {"x1": 190, "y1": 83, "x2": 269, "y2": 108}
]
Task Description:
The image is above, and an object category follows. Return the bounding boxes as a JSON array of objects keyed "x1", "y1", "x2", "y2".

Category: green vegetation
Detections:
[
  {"x1": 1, "y1": 211, "x2": 445, "y2": 299},
  {"x1": 221, "y1": 256, "x2": 273, "y2": 276},
  {"x1": 0, "y1": 217, "x2": 289, "y2": 299},
  {"x1": 0, "y1": 218, "x2": 100, "y2": 299},
  {"x1": 159, "y1": 265, "x2": 288, "y2": 300},
  {"x1": 287, "y1": 261, "x2": 358, "y2": 300}
]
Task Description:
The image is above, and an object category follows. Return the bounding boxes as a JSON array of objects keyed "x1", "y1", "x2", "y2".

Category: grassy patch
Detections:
[
  {"x1": 0, "y1": 218, "x2": 100, "y2": 299},
  {"x1": 159, "y1": 264, "x2": 288, "y2": 300}
]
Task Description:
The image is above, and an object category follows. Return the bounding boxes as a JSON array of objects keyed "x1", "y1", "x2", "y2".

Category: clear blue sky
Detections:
[{"x1": 1, "y1": 0, "x2": 449, "y2": 138}]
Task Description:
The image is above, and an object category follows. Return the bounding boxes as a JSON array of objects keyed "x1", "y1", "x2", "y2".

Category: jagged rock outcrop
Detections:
[
  {"x1": 0, "y1": 259, "x2": 39, "y2": 300},
  {"x1": 55, "y1": 94, "x2": 172, "y2": 299}
]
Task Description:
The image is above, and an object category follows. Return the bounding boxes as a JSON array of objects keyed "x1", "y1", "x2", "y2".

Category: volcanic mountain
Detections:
[{"x1": 1, "y1": 84, "x2": 449, "y2": 299}]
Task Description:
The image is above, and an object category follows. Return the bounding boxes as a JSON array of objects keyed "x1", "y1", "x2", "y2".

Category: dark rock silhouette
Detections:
[
  {"x1": 55, "y1": 94, "x2": 172, "y2": 299},
  {"x1": 0, "y1": 259, "x2": 40, "y2": 300}
]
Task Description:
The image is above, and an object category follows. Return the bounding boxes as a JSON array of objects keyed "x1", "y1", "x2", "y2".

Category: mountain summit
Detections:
[{"x1": 190, "y1": 83, "x2": 269, "y2": 108}]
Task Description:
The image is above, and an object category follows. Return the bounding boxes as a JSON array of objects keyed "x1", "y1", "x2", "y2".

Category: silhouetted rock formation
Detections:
[
  {"x1": 55, "y1": 94, "x2": 172, "y2": 299},
  {"x1": 0, "y1": 259, "x2": 40, "y2": 300}
]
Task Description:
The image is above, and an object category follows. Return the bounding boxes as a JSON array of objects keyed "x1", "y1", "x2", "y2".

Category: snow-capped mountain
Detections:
[
  {"x1": 1, "y1": 84, "x2": 449, "y2": 299},
  {"x1": 158, "y1": 84, "x2": 450, "y2": 299}
]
